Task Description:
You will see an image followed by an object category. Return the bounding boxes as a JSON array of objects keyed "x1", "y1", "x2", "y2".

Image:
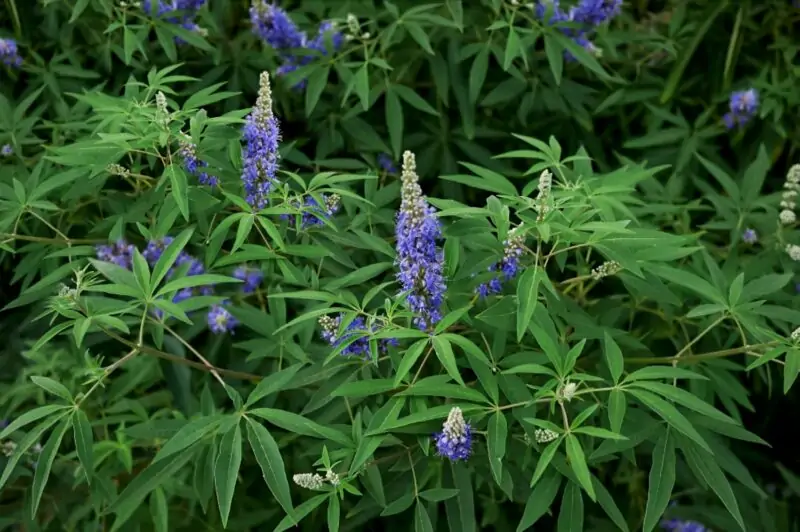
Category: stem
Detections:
[
  {"x1": 78, "y1": 348, "x2": 140, "y2": 405},
  {"x1": 161, "y1": 323, "x2": 227, "y2": 387},
  {"x1": 410, "y1": 345, "x2": 434, "y2": 385}
]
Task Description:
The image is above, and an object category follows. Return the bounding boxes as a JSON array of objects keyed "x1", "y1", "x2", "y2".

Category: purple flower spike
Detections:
[
  {"x1": 723, "y1": 88, "x2": 759, "y2": 129},
  {"x1": 0, "y1": 38, "x2": 22, "y2": 67},
  {"x1": 233, "y1": 265, "x2": 264, "y2": 293},
  {"x1": 241, "y1": 71, "x2": 281, "y2": 209},
  {"x1": 395, "y1": 151, "x2": 446, "y2": 331},
  {"x1": 433, "y1": 407, "x2": 472, "y2": 461},
  {"x1": 207, "y1": 303, "x2": 238, "y2": 334},
  {"x1": 742, "y1": 228, "x2": 757, "y2": 244},
  {"x1": 95, "y1": 240, "x2": 137, "y2": 269}
]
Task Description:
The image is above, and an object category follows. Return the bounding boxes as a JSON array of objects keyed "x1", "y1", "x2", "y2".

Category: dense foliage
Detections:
[{"x1": 2, "y1": 0, "x2": 800, "y2": 531}]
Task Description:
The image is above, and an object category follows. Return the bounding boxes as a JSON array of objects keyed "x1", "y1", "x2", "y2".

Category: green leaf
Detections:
[
  {"x1": 30, "y1": 416, "x2": 70, "y2": 515},
  {"x1": 572, "y1": 427, "x2": 626, "y2": 440},
  {"x1": 214, "y1": 422, "x2": 243, "y2": 528},
  {"x1": 628, "y1": 389, "x2": 711, "y2": 452},
  {"x1": 405, "y1": 21, "x2": 434, "y2": 55},
  {"x1": 544, "y1": 35, "x2": 563, "y2": 86},
  {"x1": 150, "y1": 488, "x2": 169, "y2": 532},
  {"x1": 531, "y1": 438, "x2": 561, "y2": 487},
  {"x1": 414, "y1": 501, "x2": 434, "y2": 532},
  {"x1": 468, "y1": 47, "x2": 490, "y2": 103},
  {"x1": 132, "y1": 249, "x2": 151, "y2": 295},
  {"x1": 157, "y1": 273, "x2": 240, "y2": 296},
  {"x1": 325, "y1": 262, "x2": 394, "y2": 291},
  {"x1": 109, "y1": 450, "x2": 196, "y2": 530},
  {"x1": 625, "y1": 366, "x2": 708, "y2": 382},
  {"x1": 516, "y1": 267, "x2": 542, "y2": 342},
  {"x1": 153, "y1": 416, "x2": 222, "y2": 463},
  {"x1": 151, "y1": 228, "x2": 194, "y2": 289},
  {"x1": 72, "y1": 408, "x2": 94, "y2": 484},
  {"x1": 432, "y1": 336, "x2": 465, "y2": 386},
  {"x1": 392, "y1": 84, "x2": 439, "y2": 116},
  {"x1": 565, "y1": 434, "x2": 596, "y2": 501},
  {"x1": 305, "y1": 66, "x2": 330, "y2": 117},
  {"x1": 399, "y1": 381, "x2": 489, "y2": 404},
  {"x1": 630, "y1": 381, "x2": 738, "y2": 425},
  {"x1": 517, "y1": 472, "x2": 561, "y2": 531},
  {"x1": 679, "y1": 438, "x2": 745, "y2": 530},
  {"x1": 0, "y1": 405, "x2": 71, "y2": 439},
  {"x1": 274, "y1": 494, "x2": 325, "y2": 532},
  {"x1": 354, "y1": 65, "x2": 370, "y2": 111},
  {"x1": 741, "y1": 144, "x2": 770, "y2": 202},
  {"x1": 385, "y1": 88, "x2": 404, "y2": 158},
  {"x1": 30, "y1": 376, "x2": 72, "y2": 402},
  {"x1": 245, "y1": 364, "x2": 302, "y2": 407},
  {"x1": 487, "y1": 412, "x2": 508, "y2": 486},
  {"x1": 643, "y1": 428, "x2": 676, "y2": 532},
  {"x1": 607, "y1": 389, "x2": 626, "y2": 433},
  {"x1": 248, "y1": 408, "x2": 353, "y2": 447},
  {"x1": 419, "y1": 488, "x2": 460, "y2": 502},
  {"x1": 327, "y1": 494, "x2": 340, "y2": 532},
  {"x1": 393, "y1": 338, "x2": 429, "y2": 387},
  {"x1": 557, "y1": 482, "x2": 584, "y2": 532},
  {"x1": 592, "y1": 475, "x2": 629, "y2": 531},
  {"x1": 89, "y1": 258, "x2": 140, "y2": 291},
  {"x1": 660, "y1": 0, "x2": 729, "y2": 103},
  {"x1": 165, "y1": 164, "x2": 190, "y2": 221},
  {"x1": 245, "y1": 417, "x2": 294, "y2": 519},
  {"x1": 602, "y1": 332, "x2": 624, "y2": 383}
]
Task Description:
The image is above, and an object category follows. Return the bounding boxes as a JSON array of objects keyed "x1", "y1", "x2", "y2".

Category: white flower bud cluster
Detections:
[
  {"x1": 790, "y1": 326, "x2": 800, "y2": 343},
  {"x1": 442, "y1": 407, "x2": 468, "y2": 443},
  {"x1": 779, "y1": 164, "x2": 800, "y2": 225},
  {"x1": 591, "y1": 260, "x2": 622, "y2": 280},
  {"x1": 106, "y1": 163, "x2": 130, "y2": 177},
  {"x1": 786, "y1": 244, "x2": 800, "y2": 262},
  {"x1": 534, "y1": 428, "x2": 559, "y2": 443},
  {"x1": 292, "y1": 473, "x2": 324, "y2": 490},
  {"x1": 293, "y1": 468, "x2": 341, "y2": 490},
  {"x1": 535, "y1": 169, "x2": 553, "y2": 220},
  {"x1": 558, "y1": 381, "x2": 577, "y2": 402},
  {"x1": 344, "y1": 14, "x2": 370, "y2": 41}
]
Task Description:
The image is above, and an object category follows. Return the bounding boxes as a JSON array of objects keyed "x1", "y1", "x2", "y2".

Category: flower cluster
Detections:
[
  {"x1": 476, "y1": 229, "x2": 526, "y2": 298},
  {"x1": 207, "y1": 303, "x2": 238, "y2": 334},
  {"x1": 281, "y1": 194, "x2": 341, "y2": 230},
  {"x1": 249, "y1": 2, "x2": 343, "y2": 89},
  {"x1": 395, "y1": 151, "x2": 446, "y2": 331},
  {"x1": 377, "y1": 153, "x2": 398, "y2": 174},
  {"x1": 95, "y1": 240, "x2": 137, "y2": 269},
  {"x1": 535, "y1": 169, "x2": 553, "y2": 220},
  {"x1": 142, "y1": 0, "x2": 206, "y2": 41},
  {"x1": 534, "y1": 428, "x2": 559, "y2": 443},
  {"x1": 722, "y1": 88, "x2": 759, "y2": 129},
  {"x1": 242, "y1": 71, "x2": 281, "y2": 209},
  {"x1": 533, "y1": 0, "x2": 622, "y2": 59},
  {"x1": 96, "y1": 237, "x2": 235, "y2": 334},
  {"x1": 742, "y1": 228, "x2": 757, "y2": 244},
  {"x1": 1, "y1": 144, "x2": 12, "y2": 157},
  {"x1": 591, "y1": 260, "x2": 622, "y2": 280},
  {"x1": 0, "y1": 37, "x2": 22, "y2": 67},
  {"x1": 318, "y1": 314, "x2": 397, "y2": 358},
  {"x1": 292, "y1": 469, "x2": 339, "y2": 490},
  {"x1": 233, "y1": 265, "x2": 263, "y2": 293},
  {"x1": 433, "y1": 407, "x2": 472, "y2": 461},
  {"x1": 660, "y1": 502, "x2": 708, "y2": 532},
  {"x1": 779, "y1": 164, "x2": 799, "y2": 226},
  {"x1": 179, "y1": 135, "x2": 216, "y2": 187},
  {"x1": 558, "y1": 381, "x2": 578, "y2": 402}
]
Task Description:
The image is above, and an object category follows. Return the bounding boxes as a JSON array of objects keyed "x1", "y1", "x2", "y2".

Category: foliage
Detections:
[{"x1": 2, "y1": 0, "x2": 800, "y2": 531}]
